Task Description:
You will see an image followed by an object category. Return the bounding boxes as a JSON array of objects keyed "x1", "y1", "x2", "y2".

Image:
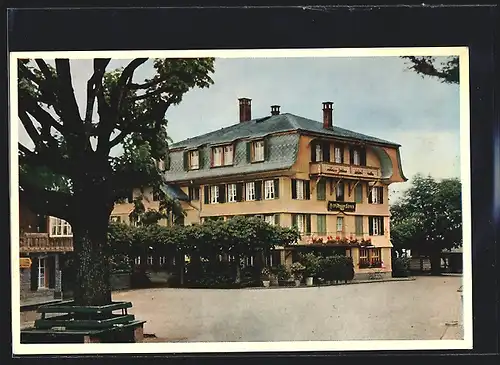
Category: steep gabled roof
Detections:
[{"x1": 169, "y1": 113, "x2": 399, "y2": 150}]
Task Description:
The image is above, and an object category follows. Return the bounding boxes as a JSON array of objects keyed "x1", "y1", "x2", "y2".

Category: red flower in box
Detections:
[{"x1": 335, "y1": 236, "x2": 340, "y2": 241}]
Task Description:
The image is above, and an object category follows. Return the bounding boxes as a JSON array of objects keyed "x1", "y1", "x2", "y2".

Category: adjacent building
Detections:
[{"x1": 111, "y1": 98, "x2": 407, "y2": 279}]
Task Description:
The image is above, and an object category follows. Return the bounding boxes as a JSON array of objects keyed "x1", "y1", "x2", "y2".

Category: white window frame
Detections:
[
  {"x1": 159, "y1": 256, "x2": 167, "y2": 265},
  {"x1": 315, "y1": 143, "x2": 323, "y2": 162},
  {"x1": 372, "y1": 217, "x2": 383, "y2": 235},
  {"x1": 264, "y1": 180, "x2": 275, "y2": 200},
  {"x1": 296, "y1": 180, "x2": 304, "y2": 200},
  {"x1": 334, "y1": 147, "x2": 342, "y2": 163},
  {"x1": 189, "y1": 150, "x2": 199, "y2": 170},
  {"x1": 372, "y1": 187, "x2": 382, "y2": 204},
  {"x1": 227, "y1": 183, "x2": 237, "y2": 203},
  {"x1": 49, "y1": 217, "x2": 72, "y2": 237},
  {"x1": 353, "y1": 149, "x2": 361, "y2": 165},
  {"x1": 296, "y1": 214, "x2": 305, "y2": 233},
  {"x1": 223, "y1": 145, "x2": 234, "y2": 165},
  {"x1": 265, "y1": 215, "x2": 275, "y2": 226},
  {"x1": 147, "y1": 256, "x2": 154, "y2": 265},
  {"x1": 110, "y1": 216, "x2": 121, "y2": 223},
  {"x1": 37, "y1": 257, "x2": 46, "y2": 289},
  {"x1": 213, "y1": 146, "x2": 223, "y2": 166},
  {"x1": 336, "y1": 183, "x2": 344, "y2": 201},
  {"x1": 254, "y1": 140, "x2": 265, "y2": 162},
  {"x1": 135, "y1": 256, "x2": 141, "y2": 265},
  {"x1": 210, "y1": 185, "x2": 220, "y2": 204},
  {"x1": 336, "y1": 216, "x2": 344, "y2": 232},
  {"x1": 246, "y1": 182, "x2": 256, "y2": 201}
]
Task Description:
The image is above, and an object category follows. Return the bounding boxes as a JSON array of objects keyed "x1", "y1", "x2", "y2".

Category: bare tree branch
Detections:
[
  {"x1": 19, "y1": 110, "x2": 42, "y2": 147},
  {"x1": 54, "y1": 59, "x2": 84, "y2": 129},
  {"x1": 84, "y1": 58, "x2": 111, "y2": 123}
]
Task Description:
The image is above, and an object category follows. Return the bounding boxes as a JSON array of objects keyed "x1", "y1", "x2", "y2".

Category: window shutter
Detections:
[
  {"x1": 355, "y1": 184, "x2": 363, "y2": 203},
  {"x1": 317, "y1": 180, "x2": 326, "y2": 201},
  {"x1": 323, "y1": 141, "x2": 330, "y2": 162},
  {"x1": 236, "y1": 183, "x2": 243, "y2": 202},
  {"x1": 310, "y1": 141, "x2": 316, "y2": 162},
  {"x1": 368, "y1": 217, "x2": 373, "y2": 236},
  {"x1": 246, "y1": 142, "x2": 252, "y2": 163},
  {"x1": 255, "y1": 181, "x2": 263, "y2": 201},
  {"x1": 338, "y1": 182, "x2": 344, "y2": 201},
  {"x1": 379, "y1": 187, "x2": 384, "y2": 204},
  {"x1": 219, "y1": 184, "x2": 226, "y2": 203},
  {"x1": 306, "y1": 214, "x2": 312, "y2": 234},
  {"x1": 355, "y1": 216, "x2": 363, "y2": 235},
  {"x1": 368, "y1": 184, "x2": 373, "y2": 203},
  {"x1": 183, "y1": 151, "x2": 189, "y2": 171},
  {"x1": 317, "y1": 215, "x2": 326, "y2": 235},
  {"x1": 292, "y1": 214, "x2": 298, "y2": 227},
  {"x1": 361, "y1": 146, "x2": 367, "y2": 166},
  {"x1": 204, "y1": 186, "x2": 210, "y2": 204},
  {"x1": 291, "y1": 179, "x2": 297, "y2": 199},
  {"x1": 198, "y1": 148, "x2": 204, "y2": 169},
  {"x1": 274, "y1": 179, "x2": 280, "y2": 198},
  {"x1": 30, "y1": 257, "x2": 39, "y2": 291},
  {"x1": 305, "y1": 180, "x2": 311, "y2": 200},
  {"x1": 340, "y1": 145, "x2": 344, "y2": 163},
  {"x1": 264, "y1": 137, "x2": 270, "y2": 161},
  {"x1": 274, "y1": 214, "x2": 280, "y2": 226},
  {"x1": 380, "y1": 217, "x2": 385, "y2": 234},
  {"x1": 48, "y1": 256, "x2": 56, "y2": 289},
  {"x1": 349, "y1": 147, "x2": 354, "y2": 165}
]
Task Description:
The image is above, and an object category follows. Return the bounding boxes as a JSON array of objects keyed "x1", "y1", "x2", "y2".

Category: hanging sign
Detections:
[{"x1": 20, "y1": 257, "x2": 32, "y2": 269}]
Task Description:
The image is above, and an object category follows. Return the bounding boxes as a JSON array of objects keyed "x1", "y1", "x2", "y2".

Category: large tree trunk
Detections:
[
  {"x1": 72, "y1": 220, "x2": 112, "y2": 306},
  {"x1": 429, "y1": 250, "x2": 442, "y2": 276}
]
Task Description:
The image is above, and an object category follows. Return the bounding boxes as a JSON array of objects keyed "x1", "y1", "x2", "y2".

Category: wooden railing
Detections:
[
  {"x1": 310, "y1": 162, "x2": 382, "y2": 179},
  {"x1": 20, "y1": 233, "x2": 74, "y2": 253}
]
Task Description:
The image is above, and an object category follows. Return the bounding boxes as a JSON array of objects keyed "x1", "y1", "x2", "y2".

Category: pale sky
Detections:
[{"x1": 18, "y1": 56, "x2": 461, "y2": 204}]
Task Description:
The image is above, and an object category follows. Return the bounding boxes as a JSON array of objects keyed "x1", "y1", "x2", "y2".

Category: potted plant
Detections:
[
  {"x1": 261, "y1": 267, "x2": 271, "y2": 287},
  {"x1": 301, "y1": 253, "x2": 319, "y2": 286},
  {"x1": 290, "y1": 262, "x2": 305, "y2": 287}
]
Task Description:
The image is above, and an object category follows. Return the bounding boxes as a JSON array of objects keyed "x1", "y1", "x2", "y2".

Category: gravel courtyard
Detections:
[{"x1": 112, "y1": 276, "x2": 463, "y2": 342}]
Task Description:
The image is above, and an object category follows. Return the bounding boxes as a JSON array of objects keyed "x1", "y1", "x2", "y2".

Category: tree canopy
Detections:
[
  {"x1": 402, "y1": 56, "x2": 459, "y2": 84},
  {"x1": 18, "y1": 57, "x2": 215, "y2": 305},
  {"x1": 390, "y1": 174, "x2": 462, "y2": 274}
]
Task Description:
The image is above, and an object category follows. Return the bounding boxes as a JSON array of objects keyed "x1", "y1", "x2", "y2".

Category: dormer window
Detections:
[
  {"x1": 211, "y1": 144, "x2": 234, "y2": 167},
  {"x1": 189, "y1": 150, "x2": 199, "y2": 169},
  {"x1": 223, "y1": 145, "x2": 234, "y2": 165},
  {"x1": 253, "y1": 140, "x2": 265, "y2": 162},
  {"x1": 315, "y1": 144, "x2": 323, "y2": 162}
]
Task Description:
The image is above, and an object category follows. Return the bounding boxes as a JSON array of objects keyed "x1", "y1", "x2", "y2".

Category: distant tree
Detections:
[
  {"x1": 390, "y1": 174, "x2": 462, "y2": 275},
  {"x1": 402, "y1": 56, "x2": 459, "y2": 84},
  {"x1": 18, "y1": 58, "x2": 215, "y2": 305}
]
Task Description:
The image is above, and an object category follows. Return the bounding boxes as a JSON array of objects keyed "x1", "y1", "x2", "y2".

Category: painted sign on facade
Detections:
[{"x1": 327, "y1": 201, "x2": 356, "y2": 212}]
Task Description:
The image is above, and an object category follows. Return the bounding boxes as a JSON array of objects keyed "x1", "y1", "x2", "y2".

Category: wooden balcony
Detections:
[
  {"x1": 310, "y1": 162, "x2": 382, "y2": 180},
  {"x1": 20, "y1": 233, "x2": 74, "y2": 253}
]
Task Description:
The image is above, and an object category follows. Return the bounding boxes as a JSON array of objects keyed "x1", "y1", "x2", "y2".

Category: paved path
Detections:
[{"x1": 112, "y1": 276, "x2": 464, "y2": 342}]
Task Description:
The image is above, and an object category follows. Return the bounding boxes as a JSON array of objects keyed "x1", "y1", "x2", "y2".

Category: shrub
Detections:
[
  {"x1": 300, "y1": 252, "x2": 321, "y2": 277},
  {"x1": 272, "y1": 264, "x2": 291, "y2": 281},
  {"x1": 392, "y1": 256, "x2": 411, "y2": 277},
  {"x1": 290, "y1": 262, "x2": 305, "y2": 280},
  {"x1": 318, "y1": 255, "x2": 355, "y2": 283}
]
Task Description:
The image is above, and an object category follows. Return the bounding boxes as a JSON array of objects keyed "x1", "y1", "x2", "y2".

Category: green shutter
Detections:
[
  {"x1": 204, "y1": 185, "x2": 210, "y2": 204},
  {"x1": 368, "y1": 217, "x2": 373, "y2": 235},
  {"x1": 198, "y1": 148, "x2": 204, "y2": 168},
  {"x1": 264, "y1": 137, "x2": 270, "y2": 161},
  {"x1": 274, "y1": 178, "x2": 280, "y2": 198},
  {"x1": 292, "y1": 214, "x2": 298, "y2": 228},
  {"x1": 183, "y1": 151, "x2": 189, "y2": 171},
  {"x1": 355, "y1": 216, "x2": 363, "y2": 235},
  {"x1": 317, "y1": 179, "x2": 326, "y2": 201},
  {"x1": 311, "y1": 141, "x2": 316, "y2": 162},
  {"x1": 255, "y1": 181, "x2": 263, "y2": 200},
  {"x1": 355, "y1": 184, "x2": 363, "y2": 203},
  {"x1": 274, "y1": 214, "x2": 281, "y2": 226},
  {"x1": 305, "y1": 214, "x2": 311, "y2": 234},
  {"x1": 305, "y1": 180, "x2": 311, "y2": 200},
  {"x1": 291, "y1": 179, "x2": 297, "y2": 199},
  {"x1": 246, "y1": 142, "x2": 252, "y2": 163},
  {"x1": 317, "y1": 215, "x2": 326, "y2": 235}
]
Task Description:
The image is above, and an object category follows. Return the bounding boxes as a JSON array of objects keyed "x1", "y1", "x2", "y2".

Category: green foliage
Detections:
[
  {"x1": 390, "y1": 174, "x2": 462, "y2": 256},
  {"x1": 392, "y1": 256, "x2": 411, "y2": 278},
  {"x1": 318, "y1": 255, "x2": 355, "y2": 283},
  {"x1": 299, "y1": 252, "x2": 322, "y2": 277},
  {"x1": 272, "y1": 264, "x2": 291, "y2": 281},
  {"x1": 402, "y1": 56, "x2": 459, "y2": 84},
  {"x1": 290, "y1": 262, "x2": 305, "y2": 280}
]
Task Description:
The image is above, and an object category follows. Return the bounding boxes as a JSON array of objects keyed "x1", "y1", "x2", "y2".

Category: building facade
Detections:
[{"x1": 113, "y1": 98, "x2": 407, "y2": 279}]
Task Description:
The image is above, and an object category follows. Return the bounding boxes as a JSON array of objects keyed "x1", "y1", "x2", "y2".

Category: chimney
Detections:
[
  {"x1": 271, "y1": 105, "x2": 280, "y2": 116},
  {"x1": 238, "y1": 98, "x2": 252, "y2": 122},
  {"x1": 322, "y1": 101, "x2": 333, "y2": 129}
]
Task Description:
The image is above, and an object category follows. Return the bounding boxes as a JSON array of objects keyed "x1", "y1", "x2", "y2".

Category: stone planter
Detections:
[
  {"x1": 305, "y1": 277, "x2": 314, "y2": 286},
  {"x1": 262, "y1": 280, "x2": 270, "y2": 287}
]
